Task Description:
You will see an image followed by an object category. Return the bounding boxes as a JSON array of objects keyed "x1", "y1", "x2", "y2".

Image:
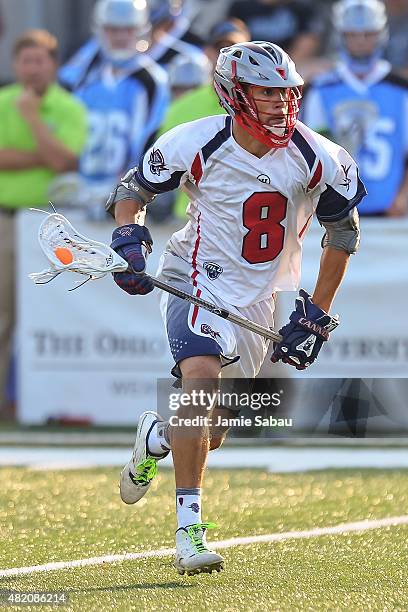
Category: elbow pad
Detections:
[
  {"x1": 105, "y1": 167, "x2": 157, "y2": 217},
  {"x1": 321, "y1": 206, "x2": 360, "y2": 254}
]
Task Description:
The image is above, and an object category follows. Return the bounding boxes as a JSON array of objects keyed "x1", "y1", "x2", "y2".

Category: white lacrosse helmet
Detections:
[
  {"x1": 334, "y1": 0, "x2": 388, "y2": 70},
  {"x1": 168, "y1": 55, "x2": 212, "y2": 92},
  {"x1": 93, "y1": 0, "x2": 150, "y2": 61},
  {"x1": 214, "y1": 41, "x2": 304, "y2": 148},
  {"x1": 335, "y1": 0, "x2": 387, "y2": 33}
]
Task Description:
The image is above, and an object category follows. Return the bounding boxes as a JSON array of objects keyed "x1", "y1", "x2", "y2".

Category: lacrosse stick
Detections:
[
  {"x1": 29, "y1": 210, "x2": 282, "y2": 343},
  {"x1": 28, "y1": 209, "x2": 129, "y2": 289}
]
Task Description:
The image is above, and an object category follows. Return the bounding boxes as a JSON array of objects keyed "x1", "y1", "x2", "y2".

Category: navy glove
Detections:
[
  {"x1": 111, "y1": 224, "x2": 154, "y2": 295},
  {"x1": 271, "y1": 289, "x2": 339, "y2": 370}
]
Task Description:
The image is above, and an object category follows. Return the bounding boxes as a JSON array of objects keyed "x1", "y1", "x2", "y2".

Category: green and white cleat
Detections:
[
  {"x1": 174, "y1": 523, "x2": 224, "y2": 576},
  {"x1": 120, "y1": 411, "x2": 169, "y2": 505}
]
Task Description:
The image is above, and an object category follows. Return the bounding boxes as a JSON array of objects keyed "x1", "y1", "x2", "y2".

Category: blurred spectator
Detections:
[
  {"x1": 227, "y1": 0, "x2": 324, "y2": 66},
  {"x1": 149, "y1": 18, "x2": 250, "y2": 222},
  {"x1": 384, "y1": 0, "x2": 408, "y2": 77},
  {"x1": 59, "y1": 0, "x2": 151, "y2": 92},
  {"x1": 59, "y1": 1, "x2": 205, "y2": 91},
  {"x1": 168, "y1": 54, "x2": 212, "y2": 99},
  {"x1": 186, "y1": 0, "x2": 235, "y2": 39},
  {"x1": 0, "y1": 29, "x2": 86, "y2": 418},
  {"x1": 148, "y1": 0, "x2": 209, "y2": 73},
  {"x1": 149, "y1": 0, "x2": 204, "y2": 55},
  {"x1": 60, "y1": 0, "x2": 169, "y2": 218},
  {"x1": 302, "y1": 0, "x2": 408, "y2": 217},
  {"x1": 159, "y1": 19, "x2": 250, "y2": 135}
]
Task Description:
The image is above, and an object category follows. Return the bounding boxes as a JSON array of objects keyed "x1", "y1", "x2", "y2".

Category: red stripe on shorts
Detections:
[
  {"x1": 298, "y1": 213, "x2": 313, "y2": 239},
  {"x1": 191, "y1": 289, "x2": 202, "y2": 328},
  {"x1": 191, "y1": 212, "x2": 201, "y2": 287}
]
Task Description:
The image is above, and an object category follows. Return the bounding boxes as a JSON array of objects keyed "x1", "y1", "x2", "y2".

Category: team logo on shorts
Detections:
[
  {"x1": 148, "y1": 148, "x2": 168, "y2": 176},
  {"x1": 203, "y1": 261, "x2": 223, "y2": 280},
  {"x1": 201, "y1": 324, "x2": 221, "y2": 340}
]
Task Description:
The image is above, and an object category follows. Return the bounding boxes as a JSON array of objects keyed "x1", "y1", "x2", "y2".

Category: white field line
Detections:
[{"x1": 1, "y1": 515, "x2": 407, "y2": 579}]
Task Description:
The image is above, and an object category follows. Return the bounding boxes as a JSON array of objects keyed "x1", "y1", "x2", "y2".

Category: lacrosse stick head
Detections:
[{"x1": 29, "y1": 212, "x2": 128, "y2": 285}]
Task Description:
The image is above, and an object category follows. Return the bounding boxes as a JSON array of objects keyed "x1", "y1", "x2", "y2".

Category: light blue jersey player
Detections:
[
  {"x1": 59, "y1": 1, "x2": 205, "y2": 92},
  {"x1": 302, "y1": 0, "x2": 408, "y2": 216},
  {"x1": 60, "y1": 0, "x2": 169, "y2": 202},
  {"x1": 59, "y1": 0, "x2": 151, "y2": 95}
]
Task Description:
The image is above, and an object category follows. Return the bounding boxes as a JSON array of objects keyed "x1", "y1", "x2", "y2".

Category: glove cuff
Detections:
[{"x1": 111, "y1": 224, "x2": 153, "y2": 252}]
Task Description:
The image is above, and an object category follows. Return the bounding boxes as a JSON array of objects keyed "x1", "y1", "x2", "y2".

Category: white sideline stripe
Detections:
[{"x1": 1, "y1": 515, "x2": 407, "y2": 579}]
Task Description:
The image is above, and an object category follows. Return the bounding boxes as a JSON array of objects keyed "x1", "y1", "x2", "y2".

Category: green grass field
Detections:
[{"x1": 1, "y1": 466, "x2": 407, "y2": 611}]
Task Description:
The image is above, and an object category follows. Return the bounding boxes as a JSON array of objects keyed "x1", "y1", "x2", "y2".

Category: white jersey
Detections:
[{"x1": 137, "y1": 115, "x2": 365, "y2": 307}]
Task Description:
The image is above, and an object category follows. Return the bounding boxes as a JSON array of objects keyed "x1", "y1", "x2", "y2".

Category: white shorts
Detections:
[{"x1": 156, "y1": 251, "x2": 276, "y2": 378}]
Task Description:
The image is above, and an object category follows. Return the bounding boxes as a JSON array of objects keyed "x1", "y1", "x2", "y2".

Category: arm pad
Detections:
[
  {"x1": 105, "y1": 167, "x2": 157, "y2": 217},
  {"x1": 321, "y1": 206, "x2": 360, "y2": 254}
]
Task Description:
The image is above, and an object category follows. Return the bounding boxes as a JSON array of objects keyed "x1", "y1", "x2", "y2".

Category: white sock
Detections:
[
  {"x1": 176, "y1": 488, "x2": 202, "y2": 528},
  {"x1": 146, "y1": 420, "x2": 171, "y2": 457}
]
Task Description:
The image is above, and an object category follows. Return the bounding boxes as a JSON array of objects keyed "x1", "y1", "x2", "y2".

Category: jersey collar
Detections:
[{"x1": 336, "y1": 59, "x2": 392, "y2": 95}]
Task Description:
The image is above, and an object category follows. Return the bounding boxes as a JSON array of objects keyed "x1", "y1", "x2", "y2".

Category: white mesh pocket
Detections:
[{"x1": 30, "y1": 212, "x2": 127, "y2": 284}]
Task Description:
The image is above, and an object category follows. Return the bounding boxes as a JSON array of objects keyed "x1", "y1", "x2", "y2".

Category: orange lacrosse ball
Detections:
[{"x1": 54, "y1": 247, "x2": 74, "y2": 265}]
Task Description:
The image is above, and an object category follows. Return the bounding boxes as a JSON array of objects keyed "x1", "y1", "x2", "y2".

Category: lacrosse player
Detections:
[
  {"x1": 60, "y1": 0, "x2": 169, "y2": 206},
  {"x1": 106, "y1": 41, "x2": 366, "y2": 575},
  {"x1": 302, "y1": 0, "x2": 408, "y2": 216}
]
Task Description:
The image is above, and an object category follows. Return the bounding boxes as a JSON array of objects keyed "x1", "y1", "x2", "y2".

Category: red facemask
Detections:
[{"x1": 214, "y1": 61, "x2": 302, "y2": 149}]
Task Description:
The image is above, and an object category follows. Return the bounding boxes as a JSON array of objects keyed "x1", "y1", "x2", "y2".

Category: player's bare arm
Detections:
[
  {"x1": 312, "y1": 247, "x2": 350, "y2": 313},
  {"x1": 272, "y1": 201, "x2": 362, "y2": 371},
  {"x1": 312, "y1": 205, "x2": 361, "y2": 311},
  {"x1": 114, "y1": 198, "x2": 143, "y2": 226}
]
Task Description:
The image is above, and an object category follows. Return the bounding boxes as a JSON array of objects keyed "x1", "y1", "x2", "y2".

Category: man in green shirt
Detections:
[
  {"x1": 152, "y1": 19, "x2": 249, "y2": 221},
  {"x1": 0, "y1": 29, "x2": 87, "y2": 418}
]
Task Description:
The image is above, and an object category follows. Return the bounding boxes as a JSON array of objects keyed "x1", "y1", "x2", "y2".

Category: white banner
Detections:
[
  {"x1": 17, "y1": 209, "x2": 179, "y2": 424},
  {"x1": 17, "y1": 211, "x2": 408, "y2": 424}
]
